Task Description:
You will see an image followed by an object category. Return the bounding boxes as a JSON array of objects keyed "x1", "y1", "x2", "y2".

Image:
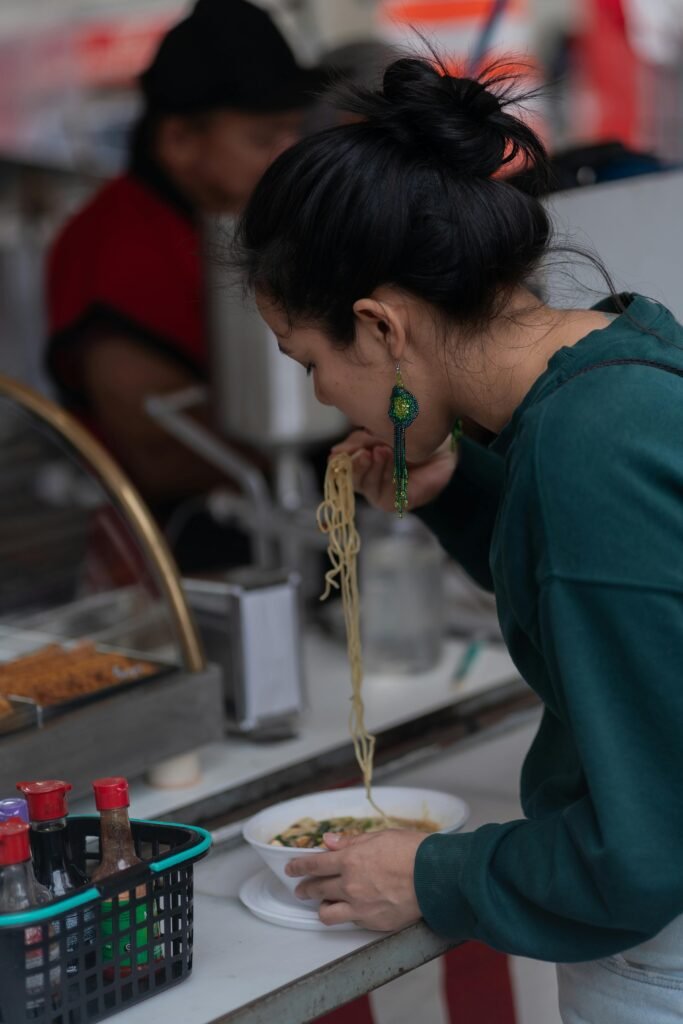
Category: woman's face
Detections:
[
  {"x1": 160, "y1": 110, "x2": 304, "y2": 214},
  {"x1": 199, "y1": 110, "x2": 303, "y2": 212},
  {"x1": 256, "y1": 292, "x2": 456, "y2": 462}
]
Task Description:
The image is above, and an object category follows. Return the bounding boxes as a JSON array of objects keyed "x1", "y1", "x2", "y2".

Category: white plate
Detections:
[{"x1": 240, "y1": 867, "x2": 358, "y2": 931}]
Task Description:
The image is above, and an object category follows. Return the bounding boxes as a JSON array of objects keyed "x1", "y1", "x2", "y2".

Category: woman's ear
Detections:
[{"x1": 353, "y1": 296, "x2": 407, "y2": 362}]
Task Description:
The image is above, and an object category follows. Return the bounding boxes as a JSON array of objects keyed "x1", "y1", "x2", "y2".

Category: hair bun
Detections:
[
  {"x1": 383, "y1": 58, "x2": 498, "y2": 120},
  {"x1": 378, "y1": 58, "x2": 507, "y2": 177},
  {"x1": 332, "y1": 54, "x2": 544, "y2": 181}
]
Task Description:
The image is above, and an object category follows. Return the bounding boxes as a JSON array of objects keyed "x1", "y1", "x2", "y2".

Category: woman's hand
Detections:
[
  {"x1": 285, "y1": 829, "x2": 426, "y2": 931},
  {"x1": 331, "y1": 430, "x2": 456, "y2": 514}
]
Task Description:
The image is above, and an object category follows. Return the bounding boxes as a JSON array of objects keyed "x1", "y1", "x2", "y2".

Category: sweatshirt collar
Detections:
[{"x1": 490, "y1": 293, "x2": 667, "y2": 458}]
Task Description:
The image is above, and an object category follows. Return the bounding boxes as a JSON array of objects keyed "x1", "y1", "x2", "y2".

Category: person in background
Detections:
[
  {"x1": 45, "y1": 0, "x2": 322, "y2": 570},
  {"x1": 235, "y1": 54, "x2": 683, "y2": 1024}
]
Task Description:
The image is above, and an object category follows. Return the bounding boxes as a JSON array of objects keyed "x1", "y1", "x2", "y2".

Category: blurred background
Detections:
[
  {"x1": 2, "y1": 0, "x2": 682, "y2": 393},
  {"x1": 0, "y1": 0, "x2": 680, "y2": 633},
  {"x1": 1, "y1": 0, "x2": 682, "y2": 644},
  {"x1": 0, "y1": 8, "x2": 682, "y2": 1020}
]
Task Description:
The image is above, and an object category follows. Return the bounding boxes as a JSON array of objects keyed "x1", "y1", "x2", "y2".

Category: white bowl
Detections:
[{"x1": 242, "y1": 785, "x2": 469, "y2": 899}]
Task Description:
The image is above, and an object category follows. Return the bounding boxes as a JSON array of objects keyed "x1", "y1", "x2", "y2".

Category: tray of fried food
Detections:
[
  {"x1": 0, "y1": 641, "x2": 170, "y2": 721},
  {"x1": 0, "y1": 693, "x2": 40, "y2": 735}
]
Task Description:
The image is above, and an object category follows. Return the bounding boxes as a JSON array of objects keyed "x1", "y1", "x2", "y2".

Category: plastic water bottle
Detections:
[{"x1": 360, "y1": 512, "x2": 445, "y2": 674}]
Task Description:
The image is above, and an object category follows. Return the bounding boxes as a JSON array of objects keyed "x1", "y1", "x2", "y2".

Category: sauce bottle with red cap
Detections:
[
  {"x1": 91, "y1": 777, "x2": 161, "y2": 975},
  {"x1": 0, "y1": 820, "x2": 57, "y2": 1012},
  {"x1": 17, "y1": 780, "x2": 91, "y2": 978},
  {"x1": 0, "y1": 820, "x2": 50, "y2": 912},
  {"x1": 16, "y1": 781, "x2": 85, "y2": 895}
]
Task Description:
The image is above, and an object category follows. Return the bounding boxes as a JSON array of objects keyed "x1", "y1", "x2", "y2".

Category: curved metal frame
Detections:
[{"x1": 0, "y1": 374, "x2": 205, "y2": 672}]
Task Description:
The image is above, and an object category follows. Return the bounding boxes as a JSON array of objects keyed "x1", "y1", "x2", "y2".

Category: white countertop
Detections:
[
  {"x1": 118, "y1": 841, "x2": 380, "y2": 1024},
  {"x1": 70, "y1": 629, "x2": 522, "y2": 1023},
  {"x1": 114, "y1": 717, "x2": 539, "y2": 1024}
]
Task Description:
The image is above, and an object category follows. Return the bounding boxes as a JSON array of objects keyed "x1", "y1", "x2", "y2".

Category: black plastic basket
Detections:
[{"x1": 0, "y1": 816, "x2": 211, "y2": 1024}]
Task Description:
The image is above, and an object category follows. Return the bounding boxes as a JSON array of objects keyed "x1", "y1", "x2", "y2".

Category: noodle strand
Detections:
[{"x1": 317, "y1": 454, "x2": 386, "y2": 818}]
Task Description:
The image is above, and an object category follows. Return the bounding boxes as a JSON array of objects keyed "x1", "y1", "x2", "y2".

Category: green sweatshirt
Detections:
[{"x1": 414, "y1": 293, "x2": 683, "y2": 962}]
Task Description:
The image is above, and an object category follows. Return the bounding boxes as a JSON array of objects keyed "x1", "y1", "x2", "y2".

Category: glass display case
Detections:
[{"x1": 0, "y1": 374, "x2": 222, "y2": 794}]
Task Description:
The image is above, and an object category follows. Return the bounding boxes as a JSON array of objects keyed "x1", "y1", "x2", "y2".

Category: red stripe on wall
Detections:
[
  {"x1": 313, "y1": 944, "x2": 516, "y2": 1023},
  {"x1": 313, "y1": 994, "x2": 375, "y2": 1024},
  {"x1": 443, "y1": 943, "x2": 517, "y2": 1023}
]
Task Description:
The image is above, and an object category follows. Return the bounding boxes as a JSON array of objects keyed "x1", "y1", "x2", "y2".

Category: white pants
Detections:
[{"x1": 557, "y1": 915, "x2": 683, "y2": 1023}]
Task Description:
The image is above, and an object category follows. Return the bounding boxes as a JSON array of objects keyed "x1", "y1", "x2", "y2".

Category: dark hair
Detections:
[{"x1": 235, "y1": 55, "x2": 558, "y2": 343}]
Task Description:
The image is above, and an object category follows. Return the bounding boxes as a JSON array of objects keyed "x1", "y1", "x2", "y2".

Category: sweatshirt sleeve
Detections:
[
  {"x1": 414, "y1": 575, "x2": 683, "y2": 962},
  {"x1": 414, "y1": 437, "x2": 504, "y2": 592}
]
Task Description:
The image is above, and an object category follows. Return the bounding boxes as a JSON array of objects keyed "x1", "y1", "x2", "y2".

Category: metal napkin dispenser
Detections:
[{"x1": 183, "y1": 569, "x2": 305, "y2": 737}]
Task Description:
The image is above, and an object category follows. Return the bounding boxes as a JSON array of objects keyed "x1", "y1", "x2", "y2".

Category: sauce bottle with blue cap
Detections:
[{"x1": 0, "y1": 797, "x2": 28, "y2": 824}]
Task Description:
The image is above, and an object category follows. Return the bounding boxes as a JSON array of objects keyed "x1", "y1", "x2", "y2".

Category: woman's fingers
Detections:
[
  {"x1": 328, "y1": 430, "x2": 455, "y2": 513},
  {"x1": 351, "y1": 449, "x2": 373, "y2": 490},
  {"x1": 318, "y1": 900, "x2": 358, "y2": 927},
  {"x1": 330, "y1": 429, "x2": 378, "y2": 456},
  {"x1": 288, "y1": 831, "x2": 424, "y2": 933},
  {"x1": 295, "y1": 877, "x2": 345, "y2": 902},
  {"x1": 327, "y1": 431, "x2": 397, "y2": 510},
  {"x1": 286, "y1": 851, "x2": 342, "y2": 878}
]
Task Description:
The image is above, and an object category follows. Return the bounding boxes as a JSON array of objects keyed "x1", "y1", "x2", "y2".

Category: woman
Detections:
[{"x1": 235, "y1": 56, "x2": 683, "y2": 1022}]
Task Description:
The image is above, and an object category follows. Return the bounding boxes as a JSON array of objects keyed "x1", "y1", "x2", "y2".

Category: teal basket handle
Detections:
[
  {"x1": 0, "y1": 818, "x2": 212, "y2": 929},
  {"x1": 0, "y1": 887, "x2": 100, "y2": 929},
  {"x1": 144, "y1": 819, "x2": 212, "y2": 872}
]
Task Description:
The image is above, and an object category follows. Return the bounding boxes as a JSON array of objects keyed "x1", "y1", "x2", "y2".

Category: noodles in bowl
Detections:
[
  {"x1": 269, "y1": 814, "x2": 440, "y2": 849},
  {"x1": 242, "y1": 786, "x2": 469, "y2": 898}
]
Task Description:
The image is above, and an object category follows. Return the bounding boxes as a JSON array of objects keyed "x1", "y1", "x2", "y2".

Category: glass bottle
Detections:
[
  {"x1": 17, "y1": 781, "x2": 85, "y2": 894},
  {"x1": 91, "y1": 777, "x2": 161, "y2": 976},
  {"x1": 360, "y1": 511, "x2": 445, "y2": 674},
  {"x1": 17, "y1": 780, "x2": 90, "y2": 977},
  {"x1": 0, "y1": 821, "x2": 57, "y2": 1015},
  {"x1": 0, "y1": 821, "x2": 51, "y2": 911}
]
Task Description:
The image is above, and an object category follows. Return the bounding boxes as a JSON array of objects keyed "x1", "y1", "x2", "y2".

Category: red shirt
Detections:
[{"x1": 46, "y1": 170, "x2": 206, "y2": 409}]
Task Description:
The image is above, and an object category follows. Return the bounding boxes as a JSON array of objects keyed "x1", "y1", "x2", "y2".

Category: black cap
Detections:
[{"x1": 140, "y1": 0, "x2": 325, "y2": 115}]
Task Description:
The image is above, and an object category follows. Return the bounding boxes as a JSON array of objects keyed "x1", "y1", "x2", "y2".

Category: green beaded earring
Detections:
[{"x1": 388, "y1": 363, "x2": 419, "y2": 517}]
